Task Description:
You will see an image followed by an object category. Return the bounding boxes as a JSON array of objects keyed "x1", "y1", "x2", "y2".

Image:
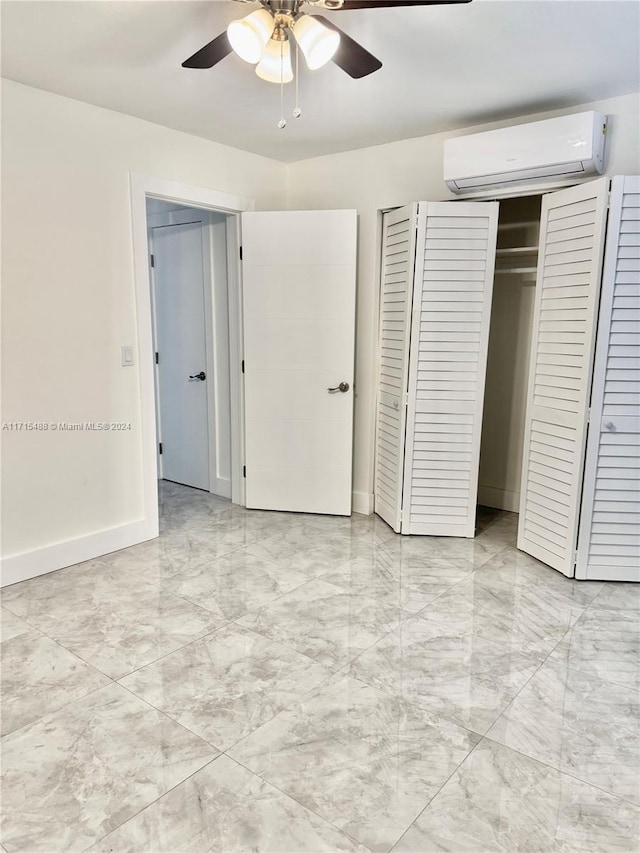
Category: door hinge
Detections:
[
  {"x1": 241, "y1": 359, "x2": 245, "y2": 374},
  {"x1": 159, "y1": 442, "x2": 163, "y2": 455},
  {"x1": 243, "y1": 465, "x2": 246, "y2": 478},
  {"x1": 150, "y1": 254, "x2": 155, "y2": 268},
  {"x1": 155, "y1": 352, "x2": 159, "y2": 364},
  {"x1": 239, "y1": 245, "x2": 243, "y2": 261},
  {"x1": 572, "y1": 549, "x2": 578, "y2": 568}
]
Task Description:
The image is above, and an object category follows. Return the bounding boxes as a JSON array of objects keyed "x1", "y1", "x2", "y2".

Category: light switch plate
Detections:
[{"x1": 121, "y1": 346, "x2": 135, "y2": 367}]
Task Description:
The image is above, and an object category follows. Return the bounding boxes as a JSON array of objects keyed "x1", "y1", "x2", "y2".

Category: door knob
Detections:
[
  {"x1": 328, "y1": 382, "x2": 349, "y2": 393},
  {"x1": 189, "y1": 371, "x2": 206, "y2": 381}
]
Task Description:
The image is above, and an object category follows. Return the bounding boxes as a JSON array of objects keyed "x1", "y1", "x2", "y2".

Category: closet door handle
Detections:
[
  {"x1": 328, "y1": 382, "x2": 350, "y2": 393},
  {"x1": 189, "y1": 371, "x2": 206, "y2": 381}
]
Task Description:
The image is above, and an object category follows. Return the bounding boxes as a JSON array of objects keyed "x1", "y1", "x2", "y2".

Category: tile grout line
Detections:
[
  {"x1": 335, "y1": 590, "x2": 598, "y2": 744},
  {"x1": 117, "y1": 632, "x2": 338, "y2": 756},
  {"x1": 2, "y1": 593, "x2": 234, "y2": 687},
  {"x1": 387, "y1": 737, "x2": 486, "y2": 853},
  {"x1": 6, "y1": 492, "x2": 635, "y2": 850},
  {"x1": 478, "y1": 734, "x2": 640, "y2": 811},
  {"x1": 344, "y1": 666, "x2": 484, "y2": 742},
  {"x1": 94, "y1": 500, "x2": 386, "y2": 849},
  {"x1": 235, "y1": 588, "x2": 413, "y2": 676},
  {"x1": 0, "y1": 621, "x2": 118, "y2": 739},
  {"x1": 4, "y1": 525, "x2": 325, "y2": 688},
  {"x1": 312, "y1": 555, "x2": 477, "y2": 615},
  {"x1": 112, "y1": 620, "x2": 233, "y2": 682},
  {"x1": 475, "y1": 609, "x2": 593, "y2": 745},
  {"x1": 471, "y1": 585, "x2": 640, "y2": 808},
  {"x1": 1, "y1": 682, "x2": 112, "y2": 742},
  {"x1": 87, "y1": 752, "x2": 224, "y2": 850},
  {"x1": 114, "y1": 676, "x2": 224, "y2": 752},
  {"x1": 545, "y1": 594, "x2": 640, "y2": 691},
  {"x1": 225, "y1": 751, "x2": 378, "y2": 853}
]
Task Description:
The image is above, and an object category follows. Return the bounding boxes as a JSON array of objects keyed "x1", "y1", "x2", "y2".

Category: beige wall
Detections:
[
  {"x1": 1, "y1": 80, "x2": 287, "y2": 559},
  {"x1": 287, "y1": 92, "x2": 640, "y2": 507}
]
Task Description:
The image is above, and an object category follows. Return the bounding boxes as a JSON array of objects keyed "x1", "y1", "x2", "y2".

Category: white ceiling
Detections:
[{"x1": 2, "y1": 0, "x2": 639, "y2": 162}]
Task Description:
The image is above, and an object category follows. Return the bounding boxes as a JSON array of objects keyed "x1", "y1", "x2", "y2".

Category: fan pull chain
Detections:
[
  {"x1": 293, "y1": 44, "x2": 302, "y2": 119},
  {"x1": 277, "y1": 39, "x2": 287, "y2": 129}
]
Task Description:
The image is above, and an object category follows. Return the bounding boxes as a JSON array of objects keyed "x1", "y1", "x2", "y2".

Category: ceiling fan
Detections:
[{"x1": 182, "y1": 0, "x2": 473, "y2": 82}]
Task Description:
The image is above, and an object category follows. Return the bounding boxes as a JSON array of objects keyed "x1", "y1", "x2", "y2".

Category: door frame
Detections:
[{"x1": 130, "y1": 174, "x2": 254, "y2": 533}]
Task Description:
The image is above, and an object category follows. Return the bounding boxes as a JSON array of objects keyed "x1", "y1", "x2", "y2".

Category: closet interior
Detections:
[{"x1": 478, "y1": 194, "x2": 542, "y2": 514}]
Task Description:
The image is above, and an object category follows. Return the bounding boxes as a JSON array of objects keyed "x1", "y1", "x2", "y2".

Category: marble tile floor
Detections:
[{"x1": 1, "y1": 482, "x2": 638, "y2": 852}]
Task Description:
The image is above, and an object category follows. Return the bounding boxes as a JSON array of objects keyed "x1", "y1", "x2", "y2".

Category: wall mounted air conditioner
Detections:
[{"x1": 444, "y1": 111, "x2": 607, "y2": 195}]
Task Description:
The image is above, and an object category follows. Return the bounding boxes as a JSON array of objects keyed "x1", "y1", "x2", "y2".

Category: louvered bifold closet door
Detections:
[
  {"x1": 402, "y1": 201, "x2": 499, "y2": 537},
  {"x1": 375, "y1": 204, "x2": 418, "y2": 531},
  {"x1": 517, "y1": 178, "x2": 609, "y2": 576},
  {"x1": 577, "y1": 176, "x2": 640, "y2": 582}
]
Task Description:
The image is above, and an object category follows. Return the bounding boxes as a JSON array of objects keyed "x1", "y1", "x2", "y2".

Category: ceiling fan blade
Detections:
[
  {"x1": 311, "y1": 15, "x2": 382, "y2": 78},
  {"x1": 182, "y1": 32, "x2": 232, "y2": 69},
  {"x1": 335, "y1": 0, "x2": 472, "y2": 8}
]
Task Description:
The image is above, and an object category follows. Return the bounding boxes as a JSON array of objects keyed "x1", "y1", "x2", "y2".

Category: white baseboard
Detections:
[
  {"x1": 574, "y1": 564, "x2": 640, "y2": 583},
  {"x1": 477, "y1": 484, "x2": 520, "y2": 514},
  {"x1": 0, "y1": 518, "x2": 158, "y2": 588},
  {"x1": 352, "y1": 490, "x2": 374, "y2": 516}
]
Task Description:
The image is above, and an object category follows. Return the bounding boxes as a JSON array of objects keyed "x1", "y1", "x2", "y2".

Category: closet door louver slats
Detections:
[
  {"x1": 517, "y1": 178, "x2": 609, "y2": 576},
  {"x1": 374, "y1": 204, "x2": 418, "y2": 532},
  {"x1": 402, "y1": 202, "x2": 499, "y2": 537},
  {"x1": 577, "y1": 176, "x2": 640, "y2": 581}
]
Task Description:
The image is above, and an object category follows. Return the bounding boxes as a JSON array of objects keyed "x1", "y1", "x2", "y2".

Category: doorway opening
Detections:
[
  {"x1": 146, "y1": 199, "x2": 232, "y2": 500},
  {"x1": 130, "y1": 174, "x2": 254, "y2": 543}
]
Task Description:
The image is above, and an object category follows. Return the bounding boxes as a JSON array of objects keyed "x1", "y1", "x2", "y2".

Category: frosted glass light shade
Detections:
[
  {"x1": 292, "y1": 16, "x2": 340, "y2": 70},
  {"x1": 227, "y1": 9, "x2": 275, "y2": 64},
  {"x1": 256, "y1": 38, "x2": 293, "y2": 83}
]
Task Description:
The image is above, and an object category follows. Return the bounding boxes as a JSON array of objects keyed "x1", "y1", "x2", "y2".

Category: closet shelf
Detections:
[
  {"x1": 497, "y1": 220, "x2": 539, "y2": 231},
  {"x1": 495, "y1": 246, "x2": 539, "y2": 256},
  {"x1": 495, "y1": 266, "x2": 537, "y2": 276}
]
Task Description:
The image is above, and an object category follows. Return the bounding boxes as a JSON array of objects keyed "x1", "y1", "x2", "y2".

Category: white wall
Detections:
[
  {"x1": 1, "y1": 80, "x2": 287, "y2": 567},
  {"x1": 286, "y1": 92, "x2": 640, "y2": 510},
  {"x1": 2, "y1": 80, "x2": 639, "y2": 577}
]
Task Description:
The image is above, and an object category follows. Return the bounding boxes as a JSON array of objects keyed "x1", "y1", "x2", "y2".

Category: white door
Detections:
[
  {"x1": 153, "y1": 221, "x2": 210, "y2": 490},
  {"x1": 241, "y1": 210, "x2": 357, "y2": 515},
  {"x1": 517, "y1": 178, "x2": 609, "y2": 576},
  {"x1": 577, "y1": 176, "x2": 640, "y2": 582},
  {"x1": 402, "y1": 201, "x2": 499, "y2": 537},
  {"x1": 375, "y1": 204, "x2": 418, "y2": 532}
]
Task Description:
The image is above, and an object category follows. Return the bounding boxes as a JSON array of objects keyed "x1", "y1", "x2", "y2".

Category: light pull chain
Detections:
[
  {"x1": 293, "y1": 43, "x2": 302, "y2": 119},
  {"x1": 278, "y1": 39, "x2": 287, "y2": 129}
]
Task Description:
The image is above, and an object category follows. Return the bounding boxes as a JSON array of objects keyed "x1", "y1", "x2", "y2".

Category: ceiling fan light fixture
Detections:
[
  {"x1": 255, "y1": 36, "x2": 294, "y2": 84},
  {"x1": 292, "y1": 15, "x2": 340, "y2": 70},
  {"x1": 227, "y1": 8, "x2": 275, "y2": 64}
]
